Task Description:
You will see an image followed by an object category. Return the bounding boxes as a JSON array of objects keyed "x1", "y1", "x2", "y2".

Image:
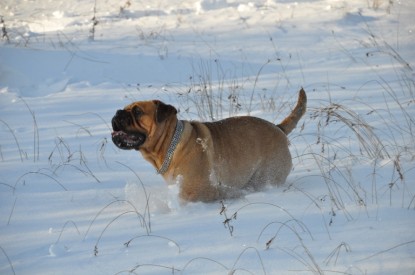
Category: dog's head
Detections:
[{"x1": 111, "y1": 100, "x2": 177, "y2": 150}]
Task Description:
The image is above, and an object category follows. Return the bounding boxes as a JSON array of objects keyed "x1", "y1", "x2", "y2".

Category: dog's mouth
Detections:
[
  {"x1": 111, "y1": 114, "x2": 146, "y2": 150},
  {"x1": 111, "y1": 130, "x2": 146, "y2": 150}
]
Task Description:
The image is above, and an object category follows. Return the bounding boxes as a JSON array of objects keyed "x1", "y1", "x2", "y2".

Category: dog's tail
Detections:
[{"x1": 277, "y1": 88, "x2": 307, "y2": 135}]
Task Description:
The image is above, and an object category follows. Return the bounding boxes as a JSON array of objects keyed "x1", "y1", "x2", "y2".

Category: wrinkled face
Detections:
[{"x1": 111, "y1": 100, "x2": 177, "y2": 150}]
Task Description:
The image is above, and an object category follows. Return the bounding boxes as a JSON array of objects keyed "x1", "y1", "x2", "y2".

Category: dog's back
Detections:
[
  {"x1": 201, "y1": 89, "x2": 307, "y2": 193},
  {"x1": 196, "y1": 117, "x2": 288, "y2": 193}
]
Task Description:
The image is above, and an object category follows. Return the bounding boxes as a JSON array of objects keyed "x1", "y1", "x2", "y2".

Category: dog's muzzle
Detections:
[{"x1": 111, "y1": 110, "x2": 146, "y2": 150}]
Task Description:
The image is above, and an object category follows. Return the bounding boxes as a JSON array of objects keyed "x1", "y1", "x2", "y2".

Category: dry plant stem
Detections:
[
  {"x1": 1, "y1": 16, "x2": 10, "y2": 42},
  {"x1": 14, "y1": 171, "x2": 68, "y2": 193},
  {"x1": 7, "y1": 197, "x2": 17, "y2": 226},
  {"x1": 53, "y1": 163, "x2": 101, "y2": 183},
  {"x1": 94, "y1": 210, "x2": 146, "y2": 256},
  {"x1": 232, "y1": 202, "x2": 302, "y2": 225},
  {"x1": 86, "y1": 200, "x2": 150, "y2": 256},
  {"x1": 0, "y1": 182, "x2": 15, "y2": 192},
  {"x1": 126, "y1": 264, "x2": 180, "y2": 274},
  {"x1": 47, "y1": 138, "x2": 96, "y2": 181},
  {"x1": 357, "y1": 240, "x2": 415, "y2": 262},
  {"x1": 84, "y1": 199, "x2": 149, "y2": 241},
  {"x1": 181, "y1": 257, "x2": 229, "y2": 273},
  {"x1": 0, "y1": 245, "x2": 15, "y2": 275},
  {"x1": 311, "y1": 104, "x2": 389, "y2": 159},
  {"x1": 19, "y1": 97, "x2": 40, "y2": 162},
  {"x1": 323, "y1": 242, "x2": 351, "y2": 266},
  {"x1": 184, "y1": 58, "x2": 251, "y2": 120},
  {"x1": 220, "y1": 200, "x2": 236, "y2": 236},
  {"x1": 124, "y1": 234, "x2": 181, "y2": 253},
  {"x1": 64, "y1": 120, "x2": 92, "y2": 136},
  {"x1": 115, "y1": 161, "x2": 151, "y2": 232},
  {"x1": 363, "y1": 25, "x2": 412, "y2": 71},
  {"x1": 55, "y1": 220, "x2": 81, "y2": 245},
  {"x1": 231, "y1": 247, "x2": 266, "y2": 275},
  {"x1": 89, "y1": 0, "x2": 99, "y2": 41},
  {"x1": 257, "y1": 219, "x2": 314, "y2": 248},
  {"x1": 48, "y1": 137, "x2": 71, "y2": 164},
  {"x1": 97, "y1": 137, "x2": 109, "y2": 167},
  {"x1": 408, "y1": 195, "x2": 415, "y2": 209},
  {"x1": 308, "y1": 152, "x2": 353, "y2": 219},
  {"x1": 285, "y1": 237, "x2": 323, "y2": 275},
  {"x1": 66, "y1": 112, "x2": 112, "y2": 132},
  {"x1": 286, "y1": 179, "x2": 332, "y2": 239},
  {"x1": 248, "y1": 59, "x2": 271, "y2": 115},
  {"x1": 0, "y1": 119, "x2": 24, "y2": 162}
]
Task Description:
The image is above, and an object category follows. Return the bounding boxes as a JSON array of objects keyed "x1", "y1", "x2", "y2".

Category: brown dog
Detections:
[{"x1": 112, "y1": 88, "x2": 306, "y2": 202}]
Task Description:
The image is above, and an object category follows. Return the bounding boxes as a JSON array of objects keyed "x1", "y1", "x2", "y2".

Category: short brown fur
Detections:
[{"x1": 112, "y1": 89, "x2": 307, "y2": 202}]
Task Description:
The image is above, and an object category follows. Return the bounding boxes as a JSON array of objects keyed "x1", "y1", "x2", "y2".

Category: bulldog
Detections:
[{"x1": 112, "y1": 88, "x2": 306, "y2": 202}]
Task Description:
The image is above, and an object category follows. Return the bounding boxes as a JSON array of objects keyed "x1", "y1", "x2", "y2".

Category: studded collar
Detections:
[{"x1": 157, "y1": 120, "x2": 184, "y2": 175}]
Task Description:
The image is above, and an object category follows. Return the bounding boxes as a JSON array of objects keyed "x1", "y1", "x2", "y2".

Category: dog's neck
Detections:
[{"x1": 157, "y1": 120, "x2": 184, "y2": 175}]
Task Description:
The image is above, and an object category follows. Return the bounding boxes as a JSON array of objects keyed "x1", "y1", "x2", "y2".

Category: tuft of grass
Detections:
[
  {"x1": 177, "y1": 58, "x2": 287, "y2": 122},
  {"x1": 47, "y1": 137, "x2": 101, "y2": 183},
  {"x1": 135, "y1": 24, "x2": 170, "y2": 60},
  {"x1": 311, "y1": 103, "x2": 390, "y2": 160},
  {"x1": 362, "y1": 19, "x2": 411, "y2": 70},
  {"x1": 185, "y1": 59, "x2": 227, "y2": 121},
  {"x1": 48, "y1": 137, "x2": 71, "y2": 165},
  {"x1": 324, "y1": 242, "x2": 351, "y2": 266},
  {"x1": 314, "y1": 17, "x2": 415, "y2": 211}
]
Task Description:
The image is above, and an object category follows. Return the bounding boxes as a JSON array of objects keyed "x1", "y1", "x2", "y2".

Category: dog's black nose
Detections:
[
  {"x1": 112, "y1": 109, "x2": 123, "y2": 131},
  {"x1": 115, "y1": 109, "x2": 123, "y2": 116},
  {"x1": 112, "y1": 109, "x2": 131, "y2": 131},
  {"x1": 111, "y1": 116, "x2": 120, "y2": 131}
]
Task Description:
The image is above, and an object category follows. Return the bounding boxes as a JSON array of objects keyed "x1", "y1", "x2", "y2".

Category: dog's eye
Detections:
[{"x1": 133, "y1": 107, "x2": 143, "y2": 117}]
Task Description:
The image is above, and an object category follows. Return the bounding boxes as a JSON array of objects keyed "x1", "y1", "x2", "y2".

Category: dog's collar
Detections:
[{"x1": 157, "y1": 120, "x2": 184, "y2": 175}]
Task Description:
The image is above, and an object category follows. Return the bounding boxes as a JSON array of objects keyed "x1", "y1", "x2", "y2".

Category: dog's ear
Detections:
[{"x1": 153, "y1": 100, "x2": 177, "y2": 123}]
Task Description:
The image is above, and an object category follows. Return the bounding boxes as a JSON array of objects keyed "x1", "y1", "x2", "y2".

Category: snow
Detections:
[{"x1": 1, "y1": 0, "x2": 414, "y2": 274}]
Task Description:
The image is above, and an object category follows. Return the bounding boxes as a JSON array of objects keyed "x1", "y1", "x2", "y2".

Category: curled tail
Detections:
[{"x1": 277, "y1": 88, "x2": 307, "y2": 135}]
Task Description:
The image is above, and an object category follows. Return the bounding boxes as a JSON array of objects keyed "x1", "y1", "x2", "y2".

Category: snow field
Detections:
[{"x1": 1, "y1": 0, "x2": 414, "y2": 274}]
